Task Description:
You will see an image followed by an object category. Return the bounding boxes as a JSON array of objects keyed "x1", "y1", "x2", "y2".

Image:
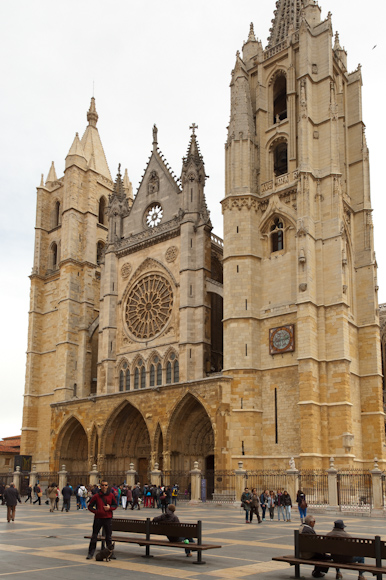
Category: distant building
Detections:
[{"x1": 0, "y1": 436, "x2": 21, "y2": 472}]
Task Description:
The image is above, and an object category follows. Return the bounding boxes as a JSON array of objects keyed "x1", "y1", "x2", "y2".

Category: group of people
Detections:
[{"x1": 241, "y1": 487, "x2": 307, "y2": 523}]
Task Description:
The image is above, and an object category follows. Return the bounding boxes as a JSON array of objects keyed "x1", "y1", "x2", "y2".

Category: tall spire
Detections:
[
  {"x1": 267, "y1": 0, "x2": 304, "y2": 48},
  {"x1": 87, "y1": 97, "x2": 98, "y2": 127},
  {"x1": 123, "y1": 168, "x2": 133, "y2": 201},
  {"x1": 45, "y1": 161, "x2": 57, "y2": 185},
  {"x1": 228, "y1": 53, "x2": 255, "y2": 141},
  {"x1": 183, "y1": 124, "x2": 204, "y2": 169}
]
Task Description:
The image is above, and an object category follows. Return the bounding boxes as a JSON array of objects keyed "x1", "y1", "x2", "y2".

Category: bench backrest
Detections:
[
  {"x1": 297, "y1": 532, "x2": 386, "y2": 560},
  {"x1": 112, "y1": 518, "x2": 200, "y2": 540}
]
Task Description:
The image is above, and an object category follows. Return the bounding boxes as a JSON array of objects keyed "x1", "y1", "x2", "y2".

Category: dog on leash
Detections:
[{"x1": 95, "y1": 542, "x2": 115, "y2": 561}]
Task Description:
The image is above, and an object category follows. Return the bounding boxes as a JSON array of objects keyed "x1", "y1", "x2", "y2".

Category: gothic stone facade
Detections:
[{"x1": 21, "y1": 0, "x2": 386, "y2": 484}]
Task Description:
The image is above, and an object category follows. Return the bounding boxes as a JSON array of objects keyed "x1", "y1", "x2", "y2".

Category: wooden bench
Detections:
[
  {"x1": 272, "y1": 530, "x2": 386, "y2": 580},
  {"x1": 85, "y1": 517, "x2": 221, "y2": 564}
]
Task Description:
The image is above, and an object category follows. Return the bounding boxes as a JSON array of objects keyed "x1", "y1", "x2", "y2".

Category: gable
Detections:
[{"x1": 122, "y1": 152, "x2": 181, "y2": 238}]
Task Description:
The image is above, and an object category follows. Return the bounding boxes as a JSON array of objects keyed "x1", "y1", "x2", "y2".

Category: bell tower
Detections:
[{"x1": 222, "y1": 1, "x2": 385, "y2": 468}]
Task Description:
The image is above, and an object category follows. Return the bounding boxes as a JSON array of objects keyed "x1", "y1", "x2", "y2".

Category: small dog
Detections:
[{"x1": 95, "y1": 543, "x2": 115, "y2": 562}]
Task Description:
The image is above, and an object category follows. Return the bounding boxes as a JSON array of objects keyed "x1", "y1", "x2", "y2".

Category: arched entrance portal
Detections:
[
  {"x1": 102, "y1": 402, "x2": 151, "y2": 484},
  {"x1": 167, "y1": 394, "x2": 214, "y2": 496},
  {"x1": 57, "y1": 417, "x2": 88, "y2": 473}
]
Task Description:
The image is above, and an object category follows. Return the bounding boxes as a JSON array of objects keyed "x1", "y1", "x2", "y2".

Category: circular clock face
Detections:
[
  {"x1": 272, "y1": 328, "x2": 291, "y2": 350},
  {"x1": 146, "y1": 203, "x2": 163, "y2": 228}
]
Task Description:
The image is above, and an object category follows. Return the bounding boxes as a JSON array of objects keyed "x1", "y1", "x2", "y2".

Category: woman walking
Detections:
[
  {"x1": 250, "y1": 488, "x2": 262, "y2": 523},
  {"x1": 282, "y1": 489, "x2": 292, "y2": 521},
  {"x1": 296, "y1": 489, "x2": 307, "y2": 523},
  {"x1": 241, "y1": 487, "x2": 252, "y2": 523},
  {"x1": 33, "y1": 483, "x2": 42, "y2": 505}
]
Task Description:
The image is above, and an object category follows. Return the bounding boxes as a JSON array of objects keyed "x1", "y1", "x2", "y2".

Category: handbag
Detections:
[
  {"x1": 37, "y1": 492, "x2": 43, "y2": 497},
  {"x1": 300, "y1": 499, "x2": 307, "y2": 509}
]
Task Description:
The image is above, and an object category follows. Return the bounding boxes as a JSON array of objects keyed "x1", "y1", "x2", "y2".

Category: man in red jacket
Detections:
[{"x1": 86, "y1": 481, "x2": 117, "y2": 560}]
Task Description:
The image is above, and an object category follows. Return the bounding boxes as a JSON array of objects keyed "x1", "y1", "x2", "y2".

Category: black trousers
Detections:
[
  {"x1": 313, "y1": 553, "x2": 331, "y2": 575},
  {"x1": 88, "y1": 518, "x2": 113, "y2": 554}
]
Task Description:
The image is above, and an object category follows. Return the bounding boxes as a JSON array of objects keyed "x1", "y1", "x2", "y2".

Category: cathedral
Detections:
[{"x1": 21, "y1": 0, "x2": 386, "y2": 488}]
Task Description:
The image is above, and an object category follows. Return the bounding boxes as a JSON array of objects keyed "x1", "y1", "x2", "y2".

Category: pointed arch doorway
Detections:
[{"x1": 167, "y1": 394, "x2": 215, "y2": 497}]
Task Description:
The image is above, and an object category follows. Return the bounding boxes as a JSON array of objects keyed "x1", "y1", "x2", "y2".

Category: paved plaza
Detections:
[{"x1": 0, "y1": 502, "x2": 384, "y2": 580}]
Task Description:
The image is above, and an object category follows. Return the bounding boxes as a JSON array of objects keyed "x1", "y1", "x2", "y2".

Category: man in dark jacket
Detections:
[
  {"x1": 326, "y1": 519, "x2": 365, "y2": 580},
  {"x1": 300, "y1": 515, "x2": 331, "y2": 578},
  {"x1": 86, "y1": 481, "x2": 117, "y2": 560},
  {"x1": 61, "y1": 483, "x2": 72, "y2": 512},
  {"x1": 153, "y1": 504, "x2": 193, "y2": 556},
  {"x1": 4, "y1": 483, "x2": 21, "y2": 522}
]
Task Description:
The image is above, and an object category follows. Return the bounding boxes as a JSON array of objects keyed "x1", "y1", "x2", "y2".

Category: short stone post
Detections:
[
  {"x1": 235, "y1": 461, "x2": 247, "y2": 505},
  {"x1": 89, "y1": 464, "x2": 99, "y2": 487},
  {"x1": 150, "y1": 462, "x2": 162, "y2": 487},
  {"x1": 58, "y1": 464, "x2": 68, "y2": 491},
  {"x1": 189, "y1": 461, "x2": 202, "y2": 503},
  {"x1": 13, "y1": 466, "x2": 21, "y2": 492},
  {"x1": 29, "y1": 465, "x2": 37, "y2": 489},
  {"x1": 371, "y1": 457, "x2": 384, "y2": 516},
  {"x1": 126, "y1": 463, "x2": 137, "y2": 488},
  {"x1": 286, "y1": 457, "x2": 299, "y2": 509},
  {"x1": 327, "y1": 457, "x2": 338, "y2": 509}
]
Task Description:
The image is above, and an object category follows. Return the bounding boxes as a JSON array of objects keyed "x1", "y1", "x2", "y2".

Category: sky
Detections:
[{"x1": 0, "y1": 0, "x2": 385, "y2": 440}]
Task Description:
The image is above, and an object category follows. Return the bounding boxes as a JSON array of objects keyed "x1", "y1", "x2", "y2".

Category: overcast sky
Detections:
[{"x1": 0, "y1": 0, "x2": 384, "y2": 440}]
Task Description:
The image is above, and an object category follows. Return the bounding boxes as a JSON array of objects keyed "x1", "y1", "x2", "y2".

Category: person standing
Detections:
[
  {"x1": 46, "y1": 483, "x2": 57, "y2": 512},
  {"x1": 282, "y1": 489, "x2": 292, "y2": 521},
  {"x1": 78, "y1": 484, "x2": 87, "y2": 509},
  {"x1": 241, "y1": 487, "x2": 252, "y2": 523},
  {"x1": 267, "y1": 491, "x2": 276, "y2": 521},
  {"x1": 171, "y1": 484, "x2": 179, "y2": 506},
  {"x1": 250, "y1": 488, "x2": 262, "y2": 523},
  {"x1": 86, "y1": 481, "x2": 117, "y2": 560},
  {"x1": 276, "y1": 489, "x2": 285, "y2": 521},
  {"x1": 61, "y1": 483, "x2": 72, "y2": 512},
  {"x1": 131, "y1": 484, "x2": 141, "y2": 510},
  {"x1": 260, "y1": 489, "x2": 269, "y2": 521},
  {"x1": 121, "y1": 484, "x2": 128, "y2": 510},
  {"x1": 4, "y1": 483, "x2": 21, "y2": 522},
  {"x1": 297, "y1": 489, "x2": 307, "y2": 523}
]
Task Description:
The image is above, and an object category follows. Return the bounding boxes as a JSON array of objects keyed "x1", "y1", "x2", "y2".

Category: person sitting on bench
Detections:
[
  {"x1": 300, "y1": 515, "x2": 331, "y2": 578},
  {"x1": 326, "y1": 519, "x2": 366, "y2": 580},
  {"x1": 152, "y1": 504, "x2": 194, "y2": 557}
]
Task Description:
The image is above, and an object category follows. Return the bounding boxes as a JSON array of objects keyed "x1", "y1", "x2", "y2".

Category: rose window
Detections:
[
  {"x1": 146, "y1": 203, "x2": 163, "y2": 228},
  {"x1": 125, "y1": 274, "x2": 173, "y2": 339}
]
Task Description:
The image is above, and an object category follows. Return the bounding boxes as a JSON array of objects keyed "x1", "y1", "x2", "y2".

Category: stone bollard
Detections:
[
  {"x1": 371, "y1": 457, "x2": 384, "y2": 516},
  {"x1": 327, "y1": 457, "x2": 338, "y2": 509},
  {"x1": 235, "y1": 461, "x2": 247, "y2": 506},
  {"x1": 29, "y1": 465, "x2": 38, "y2": 489},
  {"x1": 126, "y1": 463, "x2": 137, "y2": 488},
  {"x1": 13, "y1": 466, "x2": 21, "y2": 492},
  {"x1": 58, "y1": 465, "x2": 68, "y2": 492},
  {"x1": 189, "y1": 461, "x2": 202, "y2": 504},
  {"x1": 150, "y1": 462, "x2": 162, "y2": 487},
  {"x1": 89, "y1": 464, "x2": 99, "y2": 487}
]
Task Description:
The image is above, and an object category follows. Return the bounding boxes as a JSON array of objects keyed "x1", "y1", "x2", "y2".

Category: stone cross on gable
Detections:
[{"x1": 190, "y1": 123, "x2": 198, "y2": 135}]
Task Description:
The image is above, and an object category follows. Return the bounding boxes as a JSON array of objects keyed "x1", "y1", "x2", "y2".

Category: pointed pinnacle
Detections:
[
  {"x1": 248, "y1": 22, "x2": 256, "y2": 42},
  {"x1": 87, "y1": 97, "x2": 98, "y2": 127}
]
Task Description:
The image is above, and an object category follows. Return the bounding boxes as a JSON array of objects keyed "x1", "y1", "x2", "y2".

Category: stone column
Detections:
[
  {"x1": 235, "y1": 461, "x2": 247, "y2": 505},
  {"x1": 29, "y1": 465, "x2": 37, "y2": 489},
  {"x1": 286, "y1": 458, "x2": 299, "y2": 507},
  {"x1": 13, "y1": 466, "x2": 21, "y2": 492},
  {"x1": 89, "y1": 464, "x2": 99, "y2": 487},
  {"x1": 371, "y1": 457, "x2": 384, "y2": 516},
  {"x1": 327, "y1": 457, "x2": 338, "y2": 510},
  {"x1": 58, "y1": 465, "x2": 68, "y2": 491},
  {"x1": 189, "y1": 461, "x2": 202, "y2": 503},
  {"x1": 150, "y1": 463, "x2": 162, "y2": 487},
  {"x1": 126, "y1": 463, "x2": 137, "y2": 488}
]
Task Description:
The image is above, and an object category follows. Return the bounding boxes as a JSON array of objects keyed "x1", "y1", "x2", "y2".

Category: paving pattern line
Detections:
[{"x1": 0, "y1": 564, "x2": 89, "y2": 577}]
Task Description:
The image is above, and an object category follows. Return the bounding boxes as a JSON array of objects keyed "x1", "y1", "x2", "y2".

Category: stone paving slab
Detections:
[{"x1": 0, "y1": 503, "x2": 385, "y2": 579}]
